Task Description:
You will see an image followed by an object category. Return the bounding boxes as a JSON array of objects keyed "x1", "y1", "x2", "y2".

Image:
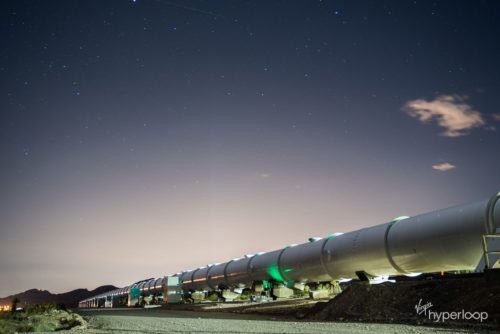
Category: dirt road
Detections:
[{"x1": 72, "y1": 308, "x2": 495, "y2": 334}]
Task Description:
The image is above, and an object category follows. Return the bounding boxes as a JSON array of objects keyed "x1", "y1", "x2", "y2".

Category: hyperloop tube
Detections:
[
  {"x1": 179, "y1": 270, "x2": 194, "y2": 288},
  {"x1": 325, "y1": 222, "x2": 404, "y2": 279},
  {"x1": 324, "y1": 193, "x2": 500, "y2": 279},
  {"x1": 225, "y1": 257, "x2": 253, "y2": 288},
  {"x1": 79, "y1": 192, "x2": 500, "y2": 307},
  {"x1": 248, "y1": 193, "x2": 499, "y2": 286},
  {"x1": 183, "y1": 193, "x2": 500, "y2": 289},
  {"x1": 191, "y1": 266, "x2": 211, "y2": 291},
  {"x1": 278, "y1": 236, "x2": 338, "y2": 283},
  {"x1": 387, "y1": 195, "x2": 500, "y2": 274},
  {"x1": 150, "y1": 277, "x2": 163, "y2": 294},
  {"x1": 206, "y1": 262, "x2": 227, "y2": 289},
  {"x1": 248, "y1": 249, "x2": 282, "y2": 282}
]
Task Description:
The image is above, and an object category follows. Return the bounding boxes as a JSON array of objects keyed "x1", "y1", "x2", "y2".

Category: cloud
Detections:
[
  {"x1": 485, "y1": 125, "x2": 496, "y2": 132},
  {"x1": 403, "y1": 95, "x2": 485, "y2": 137},
  {"x1": 432, "y1": 162, "x2": 456, "y2": 172},
  {"x1": 493, "y1": 113, "x2": 500, "y2": 122},
  {"x1": 260, "y1": 173, "x2": 271, "y2": 179}
]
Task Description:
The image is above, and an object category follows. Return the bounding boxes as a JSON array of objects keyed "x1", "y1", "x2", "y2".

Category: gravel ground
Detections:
[{"x1": 69, "y1": 308, "x2": 497, "y2": 334}]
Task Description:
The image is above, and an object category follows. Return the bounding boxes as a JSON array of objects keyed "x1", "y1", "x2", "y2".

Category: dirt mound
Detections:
[
  {"x1": 303, "y1": 273, "x2": 500, "y2": 329},
  {"x1": 0, "y1": 305, "x2": 87, "y2": 334}
]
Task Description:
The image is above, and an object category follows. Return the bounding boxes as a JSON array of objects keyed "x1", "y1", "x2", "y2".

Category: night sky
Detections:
[{"x1": 1, "y1": 0, "x2": 500, "y2": 296}]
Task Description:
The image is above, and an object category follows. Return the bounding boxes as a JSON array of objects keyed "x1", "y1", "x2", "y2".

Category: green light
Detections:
[
  {"x1": 326, "y1": 232, "x2": 343, "y2": 240},
  {"x1": 266, "y1": 263, "x2": 285, "y2": 282},
  {"x1": 262, "y1": 279, "x2": 271, "y2": 289},
  {"x1": 129, "y1": 288, "x2": 141, "y2": 299}
]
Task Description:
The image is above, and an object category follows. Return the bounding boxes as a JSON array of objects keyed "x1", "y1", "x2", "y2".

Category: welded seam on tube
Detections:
[
  {"x1": 277, "y1": 247, "x2": 290, "y2": 283},
  {"x1": 486, "y1": 193, "x2": 500, "y2": 235},
  {"x1": 189, "y1": 268, "x2": 200, "y2": 289},
  {"x1": 246, "y1": 254, "x2": 258, "y2": 283},
  {"x1": 223, "y1": 260, "x2": 233, "y2": 288},
  {"x1": 205, "y1": 264, "x2": 215, "y2": 290},
  {"x1": 319, "y1": 236, "x2": 338, "y2": 280},
  {"x1": 384, "y1": 218, "x2": 410, "y2": 275}
]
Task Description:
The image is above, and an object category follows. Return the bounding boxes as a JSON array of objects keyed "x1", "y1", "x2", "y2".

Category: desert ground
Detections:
[{"x1": 67, "y1": 308, "x2": 496, "y2": 334}]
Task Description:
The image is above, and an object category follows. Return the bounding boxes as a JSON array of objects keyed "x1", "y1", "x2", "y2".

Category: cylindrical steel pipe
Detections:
[
  {"x1": 180, "y1": 193, "x2": 499, "y2": 290},
  {"x1": 80, "y1": 192, "x2": 500, "y2": 306}
]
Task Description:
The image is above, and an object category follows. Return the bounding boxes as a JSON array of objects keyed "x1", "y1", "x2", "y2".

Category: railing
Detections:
[{"x1": 481, "y1": 234, "x2": 500, "y2": 269}]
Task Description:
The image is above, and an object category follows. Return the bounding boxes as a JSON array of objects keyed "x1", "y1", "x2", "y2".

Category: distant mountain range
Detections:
[{"x1": 0, "y1": 285, "x2": 117, "y2": 308}]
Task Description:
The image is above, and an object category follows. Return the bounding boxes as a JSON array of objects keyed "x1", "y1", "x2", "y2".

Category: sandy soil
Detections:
[{"x1": 70, "y1": 308, "x2": 496, "y2": 334}]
